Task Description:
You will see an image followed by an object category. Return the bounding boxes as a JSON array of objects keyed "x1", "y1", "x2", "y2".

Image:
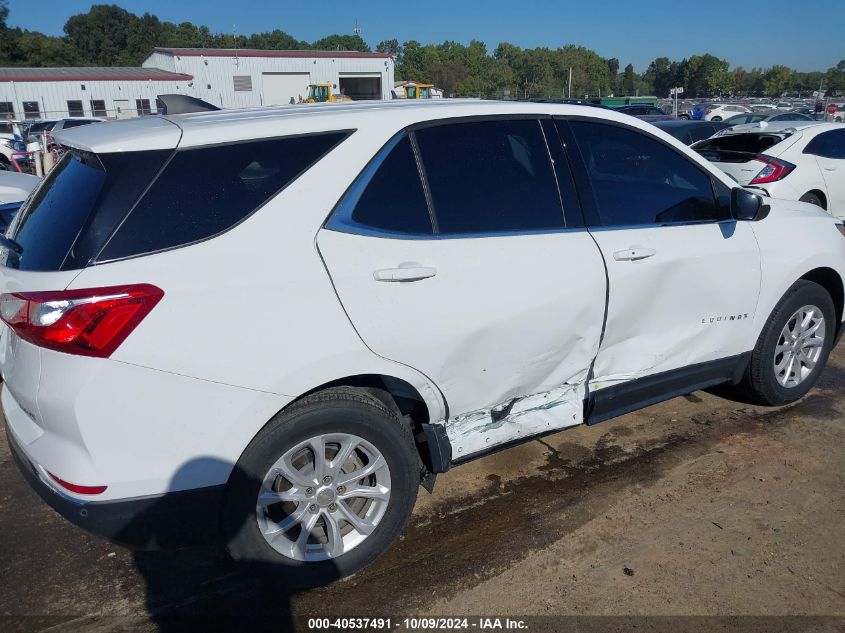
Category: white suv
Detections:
[{"x1": 2, "y1": 101, "x2": 844, "y2": 585}]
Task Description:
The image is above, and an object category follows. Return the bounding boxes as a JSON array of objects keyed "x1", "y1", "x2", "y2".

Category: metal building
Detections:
[
  {"x1": 143, "y1": 48, "x2": 394, "y2": 107},
  {"x1": 0, "y1": 48, "x2": 394, "y2": 120},
  {"x1": 0, "y1": 67, "x2": 194, "y2": 120}
]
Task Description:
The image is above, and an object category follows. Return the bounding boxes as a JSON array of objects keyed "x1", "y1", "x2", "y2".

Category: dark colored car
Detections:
[
  {"x1": 613, "y1": 104, "x2": 674, "y2": 121},
  {"x1": 650, "y1": 120, "x2": 731, "y2": 145}
]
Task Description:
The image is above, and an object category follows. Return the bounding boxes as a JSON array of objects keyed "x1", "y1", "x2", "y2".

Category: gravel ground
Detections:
[{"x1": 1, "y1": 348, "x2": 843, "y2": 632}]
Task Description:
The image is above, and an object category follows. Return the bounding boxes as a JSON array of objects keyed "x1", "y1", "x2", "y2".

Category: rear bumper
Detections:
[{"x1": 8, "y1": 427, "x2": 224, "y2": 549}]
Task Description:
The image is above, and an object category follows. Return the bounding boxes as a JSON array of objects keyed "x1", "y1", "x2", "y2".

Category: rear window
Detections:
[
  {"x1": 693, "y1": 133, "x2": 789, "y2": 162},
  {"x1": 98, "y1": 131, "x2": 349, "y2": 261},
  {"x1": 5, "y1": 149, "x2": 170, "y2": 271}
]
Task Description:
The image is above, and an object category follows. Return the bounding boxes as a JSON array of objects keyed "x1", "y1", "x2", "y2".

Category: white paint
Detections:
[
  {"x1": 262, "y1": 72, "x2": 311, "y2": 105},
  {"x1": 589, "y1": 221, "x2": 762, "y2": 386}
]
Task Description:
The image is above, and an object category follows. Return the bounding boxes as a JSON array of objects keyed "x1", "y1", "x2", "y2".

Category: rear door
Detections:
[
  {"x1": 803, "y1": 129, "x2": 845, "y2": 217},
  {"x1": 557, "y1": 118, "x2": 761, "y2": 416},
  {"x1": 318, "y1": 117, "x2": 607, "y2": 458}
]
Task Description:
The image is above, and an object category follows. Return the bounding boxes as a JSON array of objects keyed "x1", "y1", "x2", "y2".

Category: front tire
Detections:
[
  {"x1": 738, "y1": 280, "x2": 835, "y2": 405},
  {"x1": 711, "y1": 116, "x2": 722, "y2": 121},
  {"x1": 223, "y1": 387, "x2": 419, "y2": 586}
]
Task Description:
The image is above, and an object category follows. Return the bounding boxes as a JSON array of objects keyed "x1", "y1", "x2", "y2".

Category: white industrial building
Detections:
[{"x1": 0, "y1": 48, "x2": 394, "y2": 120}]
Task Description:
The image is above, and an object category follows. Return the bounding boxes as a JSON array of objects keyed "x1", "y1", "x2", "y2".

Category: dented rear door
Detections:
[{"x1": 319, "y1": 117, "x2": 606, "y2": 460}]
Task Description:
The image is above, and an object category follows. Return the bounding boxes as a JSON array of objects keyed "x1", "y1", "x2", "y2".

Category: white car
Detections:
[
  {"x1": 692, "y1": 122, "x2": 845, "y2": 220},
  {"x1": 0, "y1": 170, "x2": 39, "y2": 204},
  {"x1": 2, "y1": 101, "x2": 844, "y2": 585},
  {"x1": 703, "y1": 103, "x2": 752, "y2": 121}
]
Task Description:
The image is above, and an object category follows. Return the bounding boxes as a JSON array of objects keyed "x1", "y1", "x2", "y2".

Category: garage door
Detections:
[
  {"x1": 262, "y1": 73, "x2": 311, "y2": 105},
  {"x1": 339, "y1": 75, "x2": 382, "y2": 101}
]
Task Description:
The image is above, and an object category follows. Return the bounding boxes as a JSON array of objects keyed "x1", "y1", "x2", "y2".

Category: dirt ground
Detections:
[{"x1": 1, "y1": 348, "x2": 843, "y2": 632}]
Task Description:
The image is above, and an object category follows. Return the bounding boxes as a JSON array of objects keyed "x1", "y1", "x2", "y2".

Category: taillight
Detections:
[
  {"x1": 0, "y1": 284, "x2": 163, "y2": 358},
  {"x1": 47, "y1": 472, "x2": 107, "y2": 495},
  {"x1": 749, "y1": 155, "x2": 796, "y2": 185}
]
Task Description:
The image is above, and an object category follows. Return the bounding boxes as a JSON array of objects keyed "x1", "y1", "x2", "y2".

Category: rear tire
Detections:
[
  {"x1": 799, "y1": 192, "x2": 824, "y2": 209},
  {"x1": 711, "y1": 116, "x2": 722, "y2": 121},
  {"x1": 737, "y1": 280, "x2": 835, "y2": 405},
  {"x1": 222, "y1": 387, "x2": 419, "y2": 587}
]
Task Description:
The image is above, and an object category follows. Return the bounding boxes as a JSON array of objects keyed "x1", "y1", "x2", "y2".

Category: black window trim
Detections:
[
  {"x1": 325, "y1": 114, "x2": 577, "y2": 240},
  {"x1": 91, "y1": 129, "x2": 355, "y2": 266},
  {"x1": 555, "y1": 115, "x2": 734, "y2": 231}
]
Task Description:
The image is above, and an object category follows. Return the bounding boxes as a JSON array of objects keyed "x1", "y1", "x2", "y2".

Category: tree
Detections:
[
  {"x1": 763, "y1": 65, "x2": 793, "y2": 96},
  {"x1": 312, "y1": 34, "x2": 370, "y2": 53},
  {"x1": 376, "y1": 38, "x2": 401, "y2": 57},
  {"x1": 622, "y1": 63, "x2": 635, "y2": 94}
]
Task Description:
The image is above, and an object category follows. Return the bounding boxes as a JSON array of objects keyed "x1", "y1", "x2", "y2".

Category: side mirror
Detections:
[{"x1": 731, "y1": 187, "x2": 769, "y2": 221}]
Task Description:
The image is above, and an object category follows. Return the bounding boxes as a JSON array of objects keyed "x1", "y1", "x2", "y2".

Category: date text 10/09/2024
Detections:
[{"x1": 307, "y1": 618, "x2": 529, "y2": 630}]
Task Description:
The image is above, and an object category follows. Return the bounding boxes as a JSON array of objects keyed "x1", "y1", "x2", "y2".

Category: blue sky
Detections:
[{"x1": 6, "y1": 0, "x2": 843, "y2": 72}]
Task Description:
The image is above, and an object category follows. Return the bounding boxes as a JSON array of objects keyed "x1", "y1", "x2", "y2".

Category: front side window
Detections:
[
  {"x1": 23, "y1": 101, "x2": 40, "y2": 119},
  {"x1": 570, "y1": 120, "x2": 725, "y2": 227},
  {"x1": 98, "y1": 131, "x2": 350, "y2": 261},
  {"x1": 414, "y1": 119, "x2": 565, "y2": 234}
]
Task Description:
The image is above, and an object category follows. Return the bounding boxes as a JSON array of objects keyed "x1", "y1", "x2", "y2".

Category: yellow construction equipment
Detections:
[
  {"x1": 301, "y1": 83, "x2": 352, "y2": 103},
  {"x1": 404, "y1": 84, "x2": 434, "y2": 99}
]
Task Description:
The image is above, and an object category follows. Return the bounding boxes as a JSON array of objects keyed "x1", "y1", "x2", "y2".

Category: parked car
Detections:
[
  {"x1": 612, "y1": 104, "x2": 674, "y2": 121},
  {"x1": 689, "y1": 102, "x2": 715, "y2": 120},
  {"x1": 0, "y1": 170, "x2": 39, "y2": 204},
  {"x1": 650, "y1": 119, "x2": 731, "y2": 145},
  {"x1": 3, "y1": 101, "x2": 844, "y2": 585},
  {"x1": 723, "y1": 111, "x2": 816, "y2": 126},
  {"x1": 692, "y1": 122, "x2": 845, "y2": 219},
  {"x1": 23, "y1": 118, "x2": 103, "y2": 144},
  {"x1": 703, "y1": 103, "x2": 752, "y2": 121}
]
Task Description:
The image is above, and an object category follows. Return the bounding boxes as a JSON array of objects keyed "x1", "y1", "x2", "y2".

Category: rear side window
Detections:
[
  {"x1": 350, "y1": 136, "x2": 432, "y2": 234},
  {"x1": 569, "y1": 121, "x2": 724, "y2": 227},
  {"x1": 804, "y1": 129, "x2": 845, "y2": 159},
  {"x1": 98, "y1": 132, "x2": 349, "y2": 261},
  {"x1": 414, "y1": 119, "x2": 564, "y2": 234}
]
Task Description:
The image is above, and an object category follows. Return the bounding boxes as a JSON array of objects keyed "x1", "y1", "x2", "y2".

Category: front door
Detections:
[
  {"x1": 318, "y1": 118, "x2": 607, "y2": 459},
  {"x1": 558, "y1": 118, "x2": 761, "y2": 402}
]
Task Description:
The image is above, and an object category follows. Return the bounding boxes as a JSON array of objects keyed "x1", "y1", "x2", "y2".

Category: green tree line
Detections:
[{"x1": 1, "y1": 2, "x2": 843, "y2": 98}]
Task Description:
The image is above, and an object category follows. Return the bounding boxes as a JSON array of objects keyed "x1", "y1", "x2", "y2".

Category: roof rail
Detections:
[{"x1": 156, "y1": 94, "x2": 220, "y2": 115}]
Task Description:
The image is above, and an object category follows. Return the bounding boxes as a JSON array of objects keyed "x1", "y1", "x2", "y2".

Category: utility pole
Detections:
[{"x1": 568, "y1": 67, "x2": 572, "y2": 99}]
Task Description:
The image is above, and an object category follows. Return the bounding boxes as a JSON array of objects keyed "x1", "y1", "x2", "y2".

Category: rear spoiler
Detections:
[{"x1": 156, "y1": 94, "x2": 220, "y2": 115}]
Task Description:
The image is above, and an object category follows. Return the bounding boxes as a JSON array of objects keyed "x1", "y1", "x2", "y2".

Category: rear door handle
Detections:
[
  {"x1": 373, "y1": 264, "x2": 437, "y2": 282},
  {"x1": 613, "y1": 247, "x2": 657, "y2": 262}
]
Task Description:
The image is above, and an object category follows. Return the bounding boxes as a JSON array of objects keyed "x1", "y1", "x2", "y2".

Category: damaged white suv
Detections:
[{"x1": 3, "y1": 100, "x2": 844, "y2": 585}]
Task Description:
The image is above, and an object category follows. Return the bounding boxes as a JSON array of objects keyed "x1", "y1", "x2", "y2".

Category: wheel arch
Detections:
[
  {"x1": 801, "y1": 189, "x2": 828, "y2": 210},
  {"x1": 800, "y1": 267, "x2": 844, "y2": 336}
]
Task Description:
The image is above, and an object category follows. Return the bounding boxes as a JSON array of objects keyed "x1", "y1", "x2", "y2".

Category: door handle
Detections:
[
  {"x1": 613, "y1": 247, "x2": 657, "y2": 262},
  {"x1": 373, "y1": 264, "x2": 437, "y2": 282}
]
